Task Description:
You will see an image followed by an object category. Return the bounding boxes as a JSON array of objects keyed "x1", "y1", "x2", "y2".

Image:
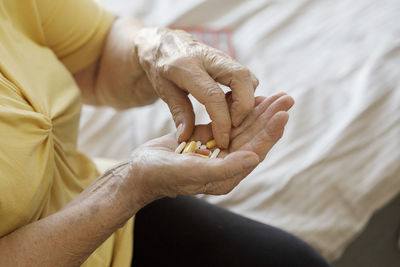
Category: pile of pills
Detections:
[{"x1": 175, "y1": 139, "x2": 221, "y2": 159}]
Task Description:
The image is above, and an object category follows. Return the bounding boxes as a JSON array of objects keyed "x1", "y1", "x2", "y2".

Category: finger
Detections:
[
  {"x1": 205, "y1": 56, "x2": 256, "y2": 127},
  {"x1": 245, "y1": 111, "x2": 290, "y2": 160},
  {"x1": 228, "y1": 94, "x2": 264, "y2": 117},
  {"x1": 226, "y1": 94, "x2": 264, "y2": 140},
  {"x1": 160, "y1": 80, "x2": 195, "y2": 142},
  {"x1": 266, "y1": 111, "x2": 290, "y2": 142},
  {"x1": 259, "y1": 94, "x2": 294, "y2": 122},
  {"x1": 224, "y1": 94, "x2": 264, "y2": 134},
  {"x1": 251, "y1": 72, "x2": 259, "y2": 90},
  {"x1": 226, "y1": 91, "x2": 264, "y2": 113},
  {"x1": 170, "y1": 69, "x2": 231, "y2": 148},
  {"x1": 229, "y1": 94, "x2": 293, "y2": 155},
  {"x1": 254, "y1": 95, "x2": 266, "y2": 106},
  {"x1": 246, "y1": 94, "x2": 294, "y2": 139},
  {"x1": 230, "y1": 95, "x2": 293, "y2": 159},
  {"x1": 231, "y1": 92, "x2": 287, "y2": 139}
]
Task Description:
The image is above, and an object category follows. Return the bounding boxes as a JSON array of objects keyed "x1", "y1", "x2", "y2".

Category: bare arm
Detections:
[
  {"x1": 0, "y1": 161, "x2": 143, "y2": 267},
  {"x1": 74, "y1": 18, "x2": 158, "y2": 109}
]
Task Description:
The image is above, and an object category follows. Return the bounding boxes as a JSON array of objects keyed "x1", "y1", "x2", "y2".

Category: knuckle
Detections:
[
  {"x1": 252, "y1": 75, "x2": 260, "y2": 89},
  {"x1": 205, "y1": 51, "x2": 226, "y2": 66},
  {"x1": 205, "y1": 88, "x2": 225, "y2": 103},
  {"x1": 169, "y1": 103, "x2": 185, "y2": 119},
  {"x1": 235, "y1": 67, "x2": 252, "y2": 80},
  {"x1": 160, "y1": 62, "x2": 176, "y2": 76},
  {"x1": 160, "y1": 60, "x2": 180, "y2": 76},
  {"x1": 231, "y1": 98, "x2": 253, "y2": 117},
  {"x1": 160, "y1": 56, "x2": 199, "y2": 77},
  {"x1": 206, "y1": 53, "x2": 219, "y2": 65}
]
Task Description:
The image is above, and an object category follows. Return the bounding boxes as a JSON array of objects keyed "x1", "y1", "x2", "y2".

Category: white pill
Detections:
[
  {"x1": 196, "y1": 141, "x2": 202, "y2": 149},
  {"x1": 200, "y1": 145, "x2": 207, "y2": 150},
  {"x1": 210, "y1": 148, "x2": 220, "y2": 159},
  {"x1": 175, "y1": 141, "x2": 186, "y2": 153}
]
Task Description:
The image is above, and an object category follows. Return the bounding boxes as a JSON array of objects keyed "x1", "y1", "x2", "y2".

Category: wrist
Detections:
[
  {"x1": 68, "y1": 159, "x2": 148, "y2": 226},
  {"x1": 95, "y1": 18, "x2": 157, "y2": 109},
  {"x1": 102, "y1": 159, "x2": 149, "y2": 218},
  {"x1": 125, "y1": 156, "x2": 160, "y2": 210}
]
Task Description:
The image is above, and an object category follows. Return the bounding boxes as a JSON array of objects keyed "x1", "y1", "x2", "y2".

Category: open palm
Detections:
[{"x1": 131, "y1": 92, "x2": 294, "y2": 204}]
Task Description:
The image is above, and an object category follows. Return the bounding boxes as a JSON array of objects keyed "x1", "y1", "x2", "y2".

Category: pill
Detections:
[
  {"x1": 183, "y1": 142, "x2": 191, "y2": 150},
  {"x1": 195, "y1": 148, "x2": 211, "y2": 156},
  {"x1": 210, "y1": 148, "x2": 220, "y2": 159},
  {"x1": 175, "y1": 141, "x2": 187, "y2": 153},
  {"x1": 182, "y1": 141, "x2": 197, "y2": 153},
  {"x1": 200, "y1": 145, "x2": 207, "y2": 150},
  {"x1": 196, "y1": 141, "x2": 202, "y2": 149},
  {"x1": 206, "y1": 139, "x2": 217, "y2": 149},
  {"x1": 196, "y1": 154, "x2": 209, "y2": 159}
]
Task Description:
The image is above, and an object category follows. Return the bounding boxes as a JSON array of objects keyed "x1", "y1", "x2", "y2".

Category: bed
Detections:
[{"x1": 79, "y1": 0, "x2": 400, "y2": 264}]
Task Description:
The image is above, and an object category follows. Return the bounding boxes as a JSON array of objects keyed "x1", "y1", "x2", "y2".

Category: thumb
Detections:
[{"x1": 161, "y1": 81, "x2": 195, "y2": 142}]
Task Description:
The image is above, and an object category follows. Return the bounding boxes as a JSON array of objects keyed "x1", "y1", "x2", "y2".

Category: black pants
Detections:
[{"x1": 132, "y1": 196, "x2": 331, "y2": 267}]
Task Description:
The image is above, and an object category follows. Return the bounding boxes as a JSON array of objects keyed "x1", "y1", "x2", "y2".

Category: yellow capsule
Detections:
[
  {"x1": 206, "y1": 139, "x2": 217, "y2": 149},
  {"x1": 197, "y1": 154, "x2": 210, "y2": 159},
  {"x1": 182, "y1": 141, "x2": 196, "y2": 153},
  {"x1": 182, "y1": 141, "x2": 190, "y2": 150}
]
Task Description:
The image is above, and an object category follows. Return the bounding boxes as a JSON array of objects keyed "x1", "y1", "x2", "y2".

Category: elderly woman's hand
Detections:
[
  {"x1": 128, "y1": 92, "x2": 293, "y2": 207},
  {"x1": 76, "y1": 18, "x2": 258, "y2": 150},
  {"x1": 134, "y1": 27, "x2": 259, "y2": 148}
]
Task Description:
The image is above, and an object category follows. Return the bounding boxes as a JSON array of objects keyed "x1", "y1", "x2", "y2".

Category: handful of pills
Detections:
[{"x1": 175, "y1": 139, "x2": 221, "y2": 159}]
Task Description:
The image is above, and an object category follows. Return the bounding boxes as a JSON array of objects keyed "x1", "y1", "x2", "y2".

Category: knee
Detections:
[{"x1": 288, "y1": 238, "x2": 331, "y2": 267}]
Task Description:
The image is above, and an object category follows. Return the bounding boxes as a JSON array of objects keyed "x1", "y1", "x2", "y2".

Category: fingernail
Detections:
[
  {"x1": 177, "y1": 123, "x2": 184, "y2": 139},
  {"x1": 242, "y1": 156, "x2": 259, "y2": 169},
  {"x1": 221, "y1": 133, "x2": 230, "y2": 148}
]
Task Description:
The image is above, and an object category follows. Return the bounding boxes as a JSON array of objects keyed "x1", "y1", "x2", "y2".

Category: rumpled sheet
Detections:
[{"x1": 79, "y1": 0, "x2": 400, "y2": 261}]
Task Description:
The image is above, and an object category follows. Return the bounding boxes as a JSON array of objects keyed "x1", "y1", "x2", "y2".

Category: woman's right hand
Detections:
[{"x1": 126, "y1": 92, "x2": 294, "y2": 209}]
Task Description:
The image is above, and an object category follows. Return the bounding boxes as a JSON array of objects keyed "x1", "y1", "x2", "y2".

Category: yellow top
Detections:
[{"x1": 0, "y1": 0, "x2": 133, "y2": 266}]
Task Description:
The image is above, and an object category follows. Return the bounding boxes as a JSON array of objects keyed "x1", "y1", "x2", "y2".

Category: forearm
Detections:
[
  {"x1": 0, "y1": 161, "x2": 143, "y2": 267},
  {"x1": 74, "y1": 18, "x2": 158, "y2": 109}
]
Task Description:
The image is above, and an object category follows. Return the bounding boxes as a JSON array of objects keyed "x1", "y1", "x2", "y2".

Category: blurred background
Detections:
[{"x1": 79, "y1": 1, "x2": 400, "y2": 266}]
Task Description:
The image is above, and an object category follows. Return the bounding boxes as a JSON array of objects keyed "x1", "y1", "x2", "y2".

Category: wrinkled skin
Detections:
[
  {"x1": 129, "y1": 92, "x2": 294, "y2": 207},
  {"x1": 77, "y1": 18, "x2": 260, "y2": 149},
  {"x1": 135, "y1": 27, "x2": 259, "y2": 148}
]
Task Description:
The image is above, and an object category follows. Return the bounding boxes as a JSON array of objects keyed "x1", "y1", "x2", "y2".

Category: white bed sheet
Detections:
[{"x1": 79, "y1": 0, "x2": 400, "y2": 261}]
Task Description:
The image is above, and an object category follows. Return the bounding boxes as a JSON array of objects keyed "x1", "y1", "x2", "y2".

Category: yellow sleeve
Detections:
[
  {"x1": 0, "y1": 83, "x2": 54, "y2": 237},
  {"x1": 35, "y1": 0, "x2": 115, "y2": 73}
]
